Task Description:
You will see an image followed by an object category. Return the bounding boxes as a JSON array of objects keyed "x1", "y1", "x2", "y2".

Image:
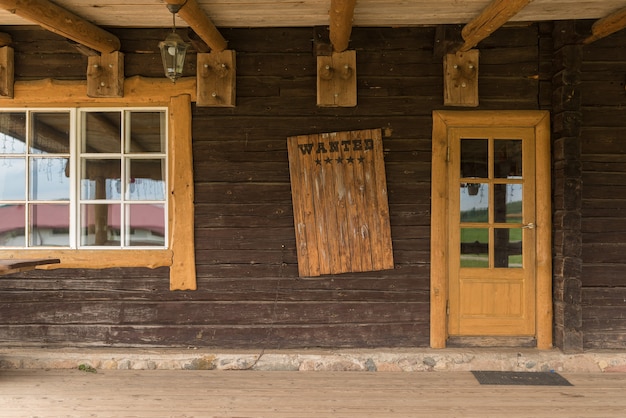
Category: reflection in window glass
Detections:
[
  {"x1": 31, "y1": 112, "x2": 71, "y2": 154},
  {"x1": 81, "y1": 159, "x2": 121, "y2": 200},
  {"x1": 494, "y1": 228, "x2": 522, "y2": 268},
  {"x1": 461, "y1": 139, "x2": 488, "y2": 178},
  {"x1": 461, "y1": 228, "x2": 489, "y2": 268},
  {"x1": 0, "y1": 204, "x2": 25, "y2": 246},
  {"x1": 126, "y1": 159, "x2": 166, "y2": 201},
  {"x1": 0, "y1": 158, "x2": 26, "y2": 200},
  {"x1": 494, "y1": 140, "x2": 522, "y2": 178},
  {"x1": 494, "y1": 184, "x2": 522, "y2": 223},
  {"x1": 84, "y1": 112, "x2": 122, "y2": 153},
  {"x1": 80, "y1": 203, "x2": 121, "y2": 246},
  {"x1": 128, "y1": 112, "x2": 165, "y2": 153},
  {"x1": 29, "y1": 204, "x2": 70, "y2": 247},
  {"x1": 460, "y1": 183, "x2": 488, "y2": 222},
  {"x1": 29, "y1": 158, "x2": 70, "y2": 201},
  {"x1": 0, "y1": 112, "x2": 26, "y2": 154},
  {"x1": 126, "y1": 204, "x2": 165, "y2": 246}
]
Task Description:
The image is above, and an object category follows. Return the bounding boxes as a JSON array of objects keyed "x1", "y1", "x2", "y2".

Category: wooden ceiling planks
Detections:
[{"x1": 0, "y1": 0, "x2": 624, "y2": 28}]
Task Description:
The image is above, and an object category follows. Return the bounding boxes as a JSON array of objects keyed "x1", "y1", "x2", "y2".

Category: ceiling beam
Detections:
[
  {"x1": 0, "y1": 0, "x2": 120, "y2": 53},
  {"x1": 458, "y1": 0, "x2": 533, "y2": 52},
  {"x1": 165, "y1": 0, "x2": 227, "y2": 53},
  {"x1": 583, "y1": 7, "x2": 626, "y2": 44},
  {"x1": 329, "y1": 0, "x2": 356, "y2": 53}
]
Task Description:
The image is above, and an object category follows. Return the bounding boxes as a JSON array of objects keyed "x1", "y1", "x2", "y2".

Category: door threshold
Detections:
[{"x1": 447, "y1": 336, "x2": 537, "y2": 348}]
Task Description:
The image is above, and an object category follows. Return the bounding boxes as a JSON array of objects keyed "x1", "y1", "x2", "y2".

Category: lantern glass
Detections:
[{"x1": 159, "y1": 32, "x2": 189, "y2": 83}]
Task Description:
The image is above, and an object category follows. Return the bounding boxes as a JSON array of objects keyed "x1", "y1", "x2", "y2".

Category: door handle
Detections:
[{"x1": 522, "y1": 223, "x2": 535, "y2": 229}]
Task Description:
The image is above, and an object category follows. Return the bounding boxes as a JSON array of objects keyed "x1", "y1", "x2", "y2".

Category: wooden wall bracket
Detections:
[
  {"x1": 444, "y1": 49, "x2": 479, "y2": 107},
  {"x1": 317, "y1": 50, "x2": 356, "y2": 107},
  {"x1": 0, "y1": 46, "x2": 14, "y2": 98},
  {"x1": 87, "y1": 51, "x2": 124, "y2": 98},
  {"x1": 197, "y1": 50, "x2": 236, "y2": 107}
]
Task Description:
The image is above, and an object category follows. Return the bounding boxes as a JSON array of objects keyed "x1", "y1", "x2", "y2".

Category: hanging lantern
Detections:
[{"x1": 158, "y1": 5, "x2": 189, "y2": 83}]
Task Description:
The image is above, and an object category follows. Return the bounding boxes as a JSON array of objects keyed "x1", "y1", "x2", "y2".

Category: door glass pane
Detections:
[
  {"x1": 494, "y1": 139, "x2": 522, "y2": 178},
  {"x1": 0, "y1": 158, "x2": 26, "y2": 200},
  {"x1": 81, "y1": 159, "x2": 121, "y2": 200},
  {"x1": 461, "y1": 139, "x2": 488, "y2": 178},
  {"x1": 460, "y1": 183, "x2": 488, "y2": 222},
  {"x1": 494, "y1": 184, "x2": 522, "y2": 223},
  {"x1": 31, "y1": 112, "x2": 70, "y2": 154},
  {"x1": 494, "y1": 228, "x2": 522, "y2": 268},
  {"x1": 29, "y1": 158, "x2": 70, "y2": 201},
  {"x1": 29, "y1": 204, "x2": 70, "y2": 247},
  {"x1": 80, "y1": 203, "x2": 121, "y2": 246},
  {"x1": 84, "y1": 112, "x2": 121, "y2": 153},
  {"x1": 461, "y1": 228, "x2": 489, "y2": 267},
  {"x1": 126, "y1": 159, "x2": 166, "y2": 201}
]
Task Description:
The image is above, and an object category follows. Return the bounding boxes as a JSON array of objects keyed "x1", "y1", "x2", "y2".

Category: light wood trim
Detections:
[
  {"x1": 430, "y1": 111, "x2": 449, "y2": 348},
  {"x1": 0, "y1": 0, "x2": 120, "y2": 53},
  {"x1": 166, "y1": 0, "x2": 227, "y2": 53},
  {"x1": 534, "y1": 112, "x2": 552, "y2": 349},
  {"x1": 584, "y1": 7, "x2": 626, "y2": 44},
  {"x1": 0, "y1": 76, "x2": 196, "y2": 106},
  {"x1": 329, "y1": 0, "x2": 356, "y2": 53},
  {"x1": 458, "y1": 0, "x2": 532, "y2": 52},
  {"x1": 0, "y1": 250, "x2": 172, "y2": 269},
  {"x1": 168, "y1": 94, "x2": 197, "y2": 290}
]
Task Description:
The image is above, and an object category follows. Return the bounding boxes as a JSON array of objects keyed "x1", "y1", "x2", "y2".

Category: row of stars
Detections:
[{"x1": 314, "y1": 155, "x2": 366, "y2": 165}]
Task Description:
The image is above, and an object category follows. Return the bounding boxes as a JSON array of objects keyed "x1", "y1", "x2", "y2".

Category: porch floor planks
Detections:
[{"x1": 1, "y1": 370, "x2": 626, "y2": 417}]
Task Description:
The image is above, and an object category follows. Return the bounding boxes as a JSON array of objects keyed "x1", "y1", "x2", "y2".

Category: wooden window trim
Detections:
[
  {"x1": 0, "y1": 77, "x2": 197, "y2": 290},
  {"x1": 430, "y1": 110, "x2": 551, "y2": 349}
]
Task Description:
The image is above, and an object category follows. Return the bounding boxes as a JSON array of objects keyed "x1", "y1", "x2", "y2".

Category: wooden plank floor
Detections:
[{"x1": 1, "y1": 369, "x2": 626, "y2": 417}]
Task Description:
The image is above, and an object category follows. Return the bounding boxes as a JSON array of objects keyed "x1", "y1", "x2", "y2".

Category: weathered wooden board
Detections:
[{"x1": 287, "y1": 129, "x2": 393, "y2": 277}]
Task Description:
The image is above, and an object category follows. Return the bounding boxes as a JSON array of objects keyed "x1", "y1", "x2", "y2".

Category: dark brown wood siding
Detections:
[
  {"x1": 0, "y1": 25, "x2": 548, "y2": 348},
  {"x1": 580, "y1": 28, "x2": 626, "y2": 349}
]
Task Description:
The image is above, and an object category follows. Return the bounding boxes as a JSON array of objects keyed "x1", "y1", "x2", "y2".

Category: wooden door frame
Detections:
[{"x1": 430, "y1": 110, "x2": 552, "y2": 349}]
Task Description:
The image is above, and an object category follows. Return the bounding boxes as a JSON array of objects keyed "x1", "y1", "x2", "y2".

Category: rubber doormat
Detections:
[{"x1": 471, "y1": 371, "x2": 573, "y2": 386}]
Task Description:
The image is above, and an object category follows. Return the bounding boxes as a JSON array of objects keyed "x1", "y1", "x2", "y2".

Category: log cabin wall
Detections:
[{"x1": 1, "y1": 22, "x2": 606, "y2": 350}]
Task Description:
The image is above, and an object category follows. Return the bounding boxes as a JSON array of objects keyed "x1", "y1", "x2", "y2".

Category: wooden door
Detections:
[
  {"x1": 430, "y1": 111, "x2": 552, "y2": 349},
  {"x1": 448, "y1": 127, "x2": 535, "y2": 336}
]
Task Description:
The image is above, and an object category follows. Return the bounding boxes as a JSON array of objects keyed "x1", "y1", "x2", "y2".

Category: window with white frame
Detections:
[{"x1": 0, "y1": 108, "x2": 168, "y2": 249}]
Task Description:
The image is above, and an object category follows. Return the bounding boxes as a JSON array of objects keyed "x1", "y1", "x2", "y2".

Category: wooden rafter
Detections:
[
  {"x1": 584, "y1": 7, "x2": 626, "y2": 44},
  {"x1": 165, "y1": 0, "x2": 227, "y2": 53},
  {"x1": 458, "y1": 0, "x2": 533, "y2": 52},
  {"x1": 0, "y1": 0, "x2": 120, "y2": 53},
  {"x1": 329, "y1": 0, "x2": 356, "y2": 53}
]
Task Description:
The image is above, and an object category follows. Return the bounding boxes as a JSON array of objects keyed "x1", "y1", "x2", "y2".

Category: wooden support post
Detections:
[
  {"x1": 0, "y1": 46, "x2": 14, "y2": 98},
  {"x1": 329, "y1": 0, "x2": 356, "y2": 53},
  {"x1": 197, "y1": 50, "x2": 236, "y2": 107},
  {"x1": 583, "y1": 7, "x2": 626, "y2": 44},
  {"x1": 87, "y1": 51, "x2": 124, "y2": 98},
  {"x1": 0, "y1": 0, "x2": 120, "y2": 53},
  {"x1": 444, "y1": 50, "x2": 479, "y2": 107},
  {"x1": 458, "y1": 0, "x2": 532, "y2": 52},
  {"x1": 317, "y1": 50, "x2": 356, "y2": 107}
]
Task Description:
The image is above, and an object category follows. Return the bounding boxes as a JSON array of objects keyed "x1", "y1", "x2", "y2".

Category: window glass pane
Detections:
[
  {"x1": 461, "y1": 139, "x2": 488, "y2": 178},
  {"x1": 81, "y1": 159, "x2": 121, "y2": 200},
  {"x1": 31, "y1": 112, "x2": 70, "y2": 154},
  {"x1": 494, "y1": 139, "x2": 522, "y2": 178},
  {"x1": 80, "y1": 203, "x2": 121, "y2": 246},
  {"x1": 461, "y1": 228, "x2": 489, "y2": 268},
  {"x1": 127, "y1": 159, "x2": 166, "y2": 201},
  {"x1": 0, "y1": 204, "x2": 25, "y2": 246},
  {"x1": 126, "y1": 204, "x2": 165, "y2": 246},
  {"x1": 0, "y1": 158, "x2": 26, "y2": 200},
  {"x1": 0, "y1": 112, "x2": 26, "y2": 154},
  {"x1": 494, "y1": 228, "x2": 522, "y2": 268},
  {"x1": 494, "y1": 184, "x2": 522, "y2": 223},
  {"x1": 29, "y1": 204, "x2": 69, "y2": 247},
  {"x1": 128, "y1": 112, "x2": 165, "y2": 153},
  {"x1": 460, "y1": 183, "x2": 488, "y2": 223},
  {"x1": 84, "y1": 112, "x2": 121, "y2": 153},
  {"x1": 29, "y1": 158, "x2": 70, "y2": 201}
]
